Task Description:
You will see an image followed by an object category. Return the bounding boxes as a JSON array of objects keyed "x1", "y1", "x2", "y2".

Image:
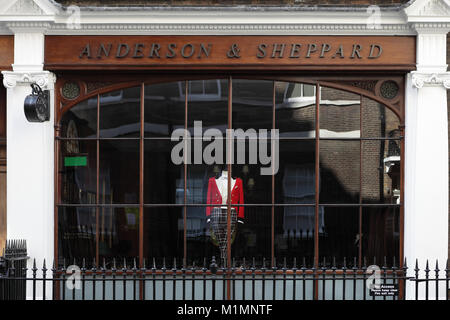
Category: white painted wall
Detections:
[
  {"x1": 404, "y1": 28, "x2": 449, "y2": 299},
  {"x1": 2, "y1": 30, "x2": 55, "y2": 299}
]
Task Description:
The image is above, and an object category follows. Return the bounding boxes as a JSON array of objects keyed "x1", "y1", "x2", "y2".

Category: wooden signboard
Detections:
[
  {"x1": 45, "y1": 35, "x2": 416, "y2": 71},
  {"x1": 0, "y1": 36, "x2": 13, "y2": 70}
]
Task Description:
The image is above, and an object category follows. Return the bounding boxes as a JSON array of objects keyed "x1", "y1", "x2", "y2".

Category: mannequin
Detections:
[
  {"x1": 206, "y1": 167, "x2": 244, "y2": 224},
  {"x1": 215, "y1": 169, "x2": 236, "y2": 208},
  {"x1": 206, "y1": 167, "x2": 244, "y2": 262}
]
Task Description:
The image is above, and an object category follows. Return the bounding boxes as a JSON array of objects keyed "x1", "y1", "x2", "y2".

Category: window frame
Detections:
[{"x1": 55, "y1": 74, "x2": 405, "y2": 272}]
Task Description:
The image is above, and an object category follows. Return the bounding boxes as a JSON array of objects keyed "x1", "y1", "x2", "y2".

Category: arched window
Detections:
[{"x1": 56, "y1": 78, "x2": 403, "y2": 269}]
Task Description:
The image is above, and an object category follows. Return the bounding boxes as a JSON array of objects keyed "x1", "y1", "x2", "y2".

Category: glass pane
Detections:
[
  {"x1": 186, "y1": 138, "x2": 225, "y2": 205},
  {"x1": 187, "y1": 79, "x2": 228, "y2": 135},
  {"x1": 60, "y1": 140, "x2": 97, "y2": 204},
  {"x1": 186, "y1": 206, "x2": 216, "y2": 266},
  {"x1": 232, "y1": 161, "x2": 272, "y2": 205},
  {"x1": 275, "y1": 205, "x2": 315, "y2": 267},
  {"x1": 319, "y1": 141, "x2": 360, "y2": 204},
  {"x1": 276, "y1": 81, "x2": 316, "y2": 138},
  {"x1": 233, "y1": 79, "x2": 273, "y2": 131},
  {"x1": 362, "y1": 97, "x2": 401, "y2": 138},
  {"x1": 99, "y1": 86, "x2": 141, "y2": 138},
  {"x1": 99, "y1": 207, "x2": 139, "y2": 265},
  {"x1": 185, "y1": 136, "x2": 277, "y2": 206},
  {"x1": 362, "y1": 206, "x2": 400, "y2": 267},
  {"x1": 319, "y1": 206, "x2": 359, "y2": 268},
  {"x1": 144, "y1": 81, "x2": 185, "y2": 138},
  {"x1": 58, "y1": 206, "x2": 96, "y2": 266},
  {"x1": 362, "y1": 140, "x2": 401, "y2": 204},
  {"x1": 99, "y1": 140, "x2": 139, "y2": 204},
  {"x1": 232, "y1": 206, "x2": 271, "y2": 267},
  {"x1": 275, "y1": 140, "x2": 316, "y2": 204},
  {"x1": 144, "y1": 139, "x2": 184, "y2": 204},
  {"x1": 60, "y1": 98, "x2": 97, "y2": 138},
  {"x1": 320, "y1": 87, "x2": 360, "y2": 138},
  {"x1": 144, "y1": 207, "x2": 183, "y2": 265}
]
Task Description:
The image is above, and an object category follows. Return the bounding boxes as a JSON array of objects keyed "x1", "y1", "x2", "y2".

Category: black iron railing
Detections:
[
  {"x1": 0, "y1": 240, "x2": 449, "y2": 300},
  {"x1": 0, "y1": 240, "x2": 28, "y2": 300}
]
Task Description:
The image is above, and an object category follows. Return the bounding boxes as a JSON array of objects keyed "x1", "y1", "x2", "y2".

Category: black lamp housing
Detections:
[{"x1": 24, "y1": 83, "x2": 50, "y2": 122}]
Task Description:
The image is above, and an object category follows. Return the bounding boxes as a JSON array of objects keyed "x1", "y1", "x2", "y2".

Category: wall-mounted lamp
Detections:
[{"x1": 24, "y1": 83, "x2": 49, "y2": 122}]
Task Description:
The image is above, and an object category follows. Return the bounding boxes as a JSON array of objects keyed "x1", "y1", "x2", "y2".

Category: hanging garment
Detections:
[{"x1": 206, "y1": 177, "x2": 244, "y2": 223}]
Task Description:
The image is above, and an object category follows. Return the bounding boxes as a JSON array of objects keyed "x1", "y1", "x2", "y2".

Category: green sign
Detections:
[{"x1": 64, "y1": 156, "x2": 87, "y2": 167}]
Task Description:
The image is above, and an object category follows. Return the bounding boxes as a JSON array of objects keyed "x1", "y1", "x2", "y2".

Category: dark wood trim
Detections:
[
  {"x1": 95, "y1": 94, "x2": 100, "y2": 266},
  {"x1": 226, "y1": 76, "x2": 233, "y2": 300},
  {"x1": 139, "y1": 83, "x2": 145, "y2": 300},
  {"x1": 46, "y1": 64, "x2": 417, "y2": 72},
  {"x1": 0, "y1": 78, "x2": 6, "y2": 255},
  {"x1": 45, "y1": 35, "x2": 416, "y2": 72},
  {"x1": 54, "y1": 74, "x2": 406, "y2": 288},
  {"x1": 0, "y1": 36, "x2": 13, "y2": 71},
  {"x1": 359, "y1": 95, "x2": 363, "y2": 268},
  {"x1": 183, "y1": 80, "x2": 188, "y2": 265},
  {"x1": 271, "y1": 81, "x2": 275, "y2": 268},
  {"x1": 314, "y1": 83, "x2": 320, "y2": 300}
]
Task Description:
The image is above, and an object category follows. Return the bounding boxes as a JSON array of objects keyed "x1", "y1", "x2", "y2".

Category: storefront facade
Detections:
[{"x1": 0, "y1": 0, "x2": 448, "y2": 300}]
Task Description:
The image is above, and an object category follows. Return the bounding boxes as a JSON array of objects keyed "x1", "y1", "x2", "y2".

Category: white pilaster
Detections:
[
  {"x1": 1, "y1": 30, "x2": 56, "y2": 300},
  {"x1": 404, "y1": 26, "x2": 449, "y2": 300}
]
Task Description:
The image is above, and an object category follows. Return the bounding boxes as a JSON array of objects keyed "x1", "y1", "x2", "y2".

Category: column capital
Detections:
[
  {"x1": 1, "y1": 70, "x2": 56, "y2": 90},
  {"x1": 411, "y1": 71, "x2": 450, "y2": 89}
]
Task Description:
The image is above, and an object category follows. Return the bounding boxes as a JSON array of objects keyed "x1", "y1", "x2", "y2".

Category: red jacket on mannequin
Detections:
[{"x1": 206, "y1": 177, "x2": 244, "y2": 223}]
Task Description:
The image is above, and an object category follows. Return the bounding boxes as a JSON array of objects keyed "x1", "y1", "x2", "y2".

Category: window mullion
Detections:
[{"x1": 96, "y1": 93, "x2": 100, "y2": 266}]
